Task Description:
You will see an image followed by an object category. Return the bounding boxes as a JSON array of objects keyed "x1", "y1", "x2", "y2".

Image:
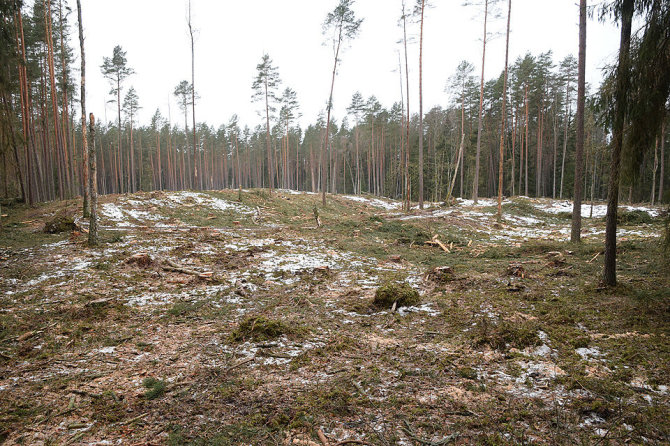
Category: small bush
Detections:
[
  {"x1": 376, "y1": 220, "x2": 430, "y2": 245},
  {"x1": 473, "y1": 318, "x2": 540, "y2": 351},
  {"x1": 43, "y1": 214, "x2": 78, "y2": 233},
  {"x1": 230, "y1": 316, "x2": 291, "y2": 342},
  {"x1": 143, "y1": 377, "x2": 166, "y2": 400},
  {"x1": 373, "y1": 282, "x2": 421, "y2": 309},
  {"x1": 617, "y1": 210, "x2": 652, "y2": 225}
]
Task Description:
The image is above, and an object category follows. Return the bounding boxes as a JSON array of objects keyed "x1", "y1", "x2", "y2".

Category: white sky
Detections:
[{"x1": 72, "y1": 0, "x2": 622, "y2": 131}]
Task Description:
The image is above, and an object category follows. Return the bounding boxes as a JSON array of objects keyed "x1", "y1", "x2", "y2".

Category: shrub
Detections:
[
  {"x1": 230, "y1": 316, "x2": 291, "y2": 342},
  {"x1": 43, "y1": 214, "x2": 78, "y2": 233},
  {"x1": 373, "y1": 282, "x2": 421, "y2": 309}
]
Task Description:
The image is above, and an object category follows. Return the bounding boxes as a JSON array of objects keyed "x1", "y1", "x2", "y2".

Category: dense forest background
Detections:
[{"x1": 0, "y1": 0, "x2": 667, "y2": 208}]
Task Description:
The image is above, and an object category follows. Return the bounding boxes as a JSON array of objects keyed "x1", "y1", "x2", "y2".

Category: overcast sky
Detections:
[{"x1": 71, "y1": 0, "x2": 622, "y2": 131}]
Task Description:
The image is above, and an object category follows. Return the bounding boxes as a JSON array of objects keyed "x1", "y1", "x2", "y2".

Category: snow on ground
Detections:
[
  {"x1": 342, "y1": 195, "x2": 402, "y2": 210},
  {"x1": 99, "y1": 191, "x2": 257, "y2": 228},
  {"x1": 168, "y1": 191, "x2": 254, "y2": 214},
  {"x1": 533, "y1": 199, "x2": 661, "y2": 218}
]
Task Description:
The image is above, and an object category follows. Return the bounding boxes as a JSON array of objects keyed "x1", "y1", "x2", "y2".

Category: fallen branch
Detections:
[
  {"x1": 317, "y1": 428, "x2": 329, "y2": 446},
  {"x1": 224, "y1": 356, "x2": 255, "y2": 375},
  {"x1": 121, "y1": 412, "x2": 149, "y2": 426},
  {"x1": 162, "y1": 259, "x2": 212, "y2": 280},
  {"x1": 588, "y1": 251, "x2": 602, "y2": 263},
  {"x1": 401, "y1": 420, "x2": 457, "y2": 445},
  {"x1": 335, "y1": 440, "x2": 373, "y2": 446}
]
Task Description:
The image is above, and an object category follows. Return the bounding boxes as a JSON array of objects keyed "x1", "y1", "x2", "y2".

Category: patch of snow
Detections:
[
  {"x1": 396, "y1": 303, "x2": 439, "y2": 316},
  {"x1": 170, "y1": 191, "x2": 254, "y2": 214},
  {"x1": 342, "y1": 195, "x2": 401, "y2": 210},
  {"x1": 576, "y1": 347, "x2": 602, "y2": 360},
  {"x1": 101, "y1": 203, "x2": 127, "y2": 222}
]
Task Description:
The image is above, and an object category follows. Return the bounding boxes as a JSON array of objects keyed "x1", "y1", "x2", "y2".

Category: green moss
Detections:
[
  {"x1": 617, "y1": 210, "x2": 653, "y2": 225},
  {"x1": 373, "y1": 282, "x2": 421, "y2": 309},
  {"x1": 473, "y1": 318, "x2": 540, "y2": 351},
  {"x1": 143, "y1": 377, "x2": 166, "y2": 400},
  {"x1": 230, "y1": 316, "x2": 292, "y2": 342},
  {"x1": 43, "y1": 214, "x2": 77, "y2": 234},
  {"x1": 457, "y1": 366, "x2": 478, "y2": 380}
]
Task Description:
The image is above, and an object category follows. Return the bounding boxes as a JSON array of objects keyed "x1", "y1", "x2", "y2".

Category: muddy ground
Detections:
[{"x1": 0, "y1": 189, "x2": 668, "y2": 445}]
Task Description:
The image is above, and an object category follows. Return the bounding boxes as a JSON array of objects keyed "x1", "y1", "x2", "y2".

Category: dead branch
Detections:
[
  {"x1": 224, "y1": 356, "x2": 255, "y2": 375},
  {"x1": 317, "y1": 428, "x2": 329, "y2": 445},
  {"x1": 161, "y1": 259, "x2": 212, "y2": 279}
]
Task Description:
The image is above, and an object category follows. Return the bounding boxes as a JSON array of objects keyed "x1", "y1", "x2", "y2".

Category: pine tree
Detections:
[
  {"x1": 251, "y1": 53, "x2": 281, "y2": 194},
  {"x1": 571, "y1": 0, "x2": 587, "y2": 242},
  {"x1": 321, "y1": 0, "x2": 362, "y2": 206},
  {"x1": 122, "y1": 86, "x2": 140, "y2": 192},
  {"x1": 101, "y1": 45, "x2": 133, "y2": 193}
]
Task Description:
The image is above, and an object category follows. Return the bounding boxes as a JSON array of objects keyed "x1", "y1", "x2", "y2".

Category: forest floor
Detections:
[{"x1": 0, "y1": 189, "x2": 668, "y2": 445}]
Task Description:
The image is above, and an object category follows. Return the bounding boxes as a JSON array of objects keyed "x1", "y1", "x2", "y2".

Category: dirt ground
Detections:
[{"x1": 0, "y1": 189, "x2": 668, "y2": 445}]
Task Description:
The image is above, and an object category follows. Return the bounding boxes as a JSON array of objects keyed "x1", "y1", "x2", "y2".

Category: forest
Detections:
[{"x1": 0, "y1": 0, "x2": 669, "y2": 445}]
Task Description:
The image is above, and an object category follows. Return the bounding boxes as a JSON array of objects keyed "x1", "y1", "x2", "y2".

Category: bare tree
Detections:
[
  {"x1": 321, "y1": 0, "x2": 362, "y2": 206},
  {"x1": 188, "y1": 0, "x2": 199, "y2": 189},
  {"x1": 571, "y1": 0, "x2": 586, "y2": 242},
  {"x1": 496, "y1": 0, "x2": 511, "y2": 220},
  {"x1": 76, "y1": 0, "x2": 89, "y2": 217},
  {"x1": 88, "y1": 113, "x2": 98, "y2": 246}
]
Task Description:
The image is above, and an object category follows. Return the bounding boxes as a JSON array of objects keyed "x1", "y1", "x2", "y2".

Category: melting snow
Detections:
[{"x1": 342, "y1": 195, "x2": 401, "y2": 210}]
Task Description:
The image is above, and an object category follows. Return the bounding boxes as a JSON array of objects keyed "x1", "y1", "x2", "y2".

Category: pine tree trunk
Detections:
[
  {"x1": 88, "y1": 113, "x2": 98, "y2": 246},
  {"x1": 571, "y1": 0, "x2": 586, "y2": 242},
  {"x1": 322, "y1": 22, "x2": 343, "y2": 206},
  {"x1": 651, "y1": 138, "x2": 658, "y2": 205},
  {"x1": 403, "y1": 5, "x2": 411, "y2": 211},
  {"x1": 15, "y1": 10, "x2": 33, "y2": 205},
  {"x1": 659, "y1": 120, "x2": 665, "y2": 203},
  {"x1": 604, "y1": 0, "x2": 634, "y2": 286},
  {"x1": 497, "y1": 0, "x2": 511, "y2": 220},
  {"x1": 473, "y1": 0, "x2": 488, "y2": 204},
  {"x1": 76, "y1": 0, "x2": 89, "y2": 217},
  {"x1": 418, "y1": 0, "x2": 425, "y2": 209}
]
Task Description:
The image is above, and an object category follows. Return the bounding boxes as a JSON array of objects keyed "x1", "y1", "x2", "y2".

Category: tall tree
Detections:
[
  {"x1": 252, "y1": 53, "x2": 280, "y2": 194},
  {"x1": 321, "y1": 0, "x2": 362, "y2": 206},
  {"x1": 76, "y1": 0, "x2": 88, "y2": 217},
  {"x1": 279, "y1": 87, "x2": 300, "y2": 189},
  {"x1": 471, "y1": 0, "x2": 493, "y2": 204},
  {"x1": 496, "y1": 0, "x2": 511, "y2": 220},
  {"x1": 123, "y1": 87, "x2": 140, "y2": 192},
  {"x1": 602, "y1": 0, "x2": 634, "y2": 286},
  {"x1": 400, "y1": 0, "x2": 411, "y2": 211},
  {"x1": 88, "y1": 113, "x2": 98, "y2": 246},
  {"x1": 446, "y1": 61, "x2": 474, "y2": 203},
  {"x1": 101, "y1": 45, "x2": 133, "y2": 193},
  {"x1": 571, "y1": 0, "x2": 587, "y2": 242},
  {"x1": 347, "y1": 91, "x2": 365, "y2": 194},
  {"x1": 188, "y1": 0, "x2": 198, "y2": 189},
  {"x1": 174, "y1": 80, "x2": 195, "y2": 188},
  {"x1": 415, "y1": 0, "x2": 427, "y2": 208}
]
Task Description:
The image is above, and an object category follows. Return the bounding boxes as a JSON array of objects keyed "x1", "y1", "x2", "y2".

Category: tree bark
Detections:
[
  {"x1": 497, "y1": 0, "x2": 511, "y2": 220},
  {"x1": 571, "y1": 0, "x2": 586, "y2": 242},
  {"x1": 189, "y1": 0, "x2": 198, "y2": 190},
  {"x1": 88, "y1": 113, "x2": 98, "y2": 246},
  {"x1": 322, "y1": 19, "x2": 344, "y2": 206},
  {"x1": 603, "y1": 0, "x2": 634, "y2": 286},
  {"x1": 76, "y1": 0, "x2": 89, "y2": 217},
  {"x1": 472, "y1": 0, "x2": 488, "y2": 204},
  {"x1": 651, "y1": 138, "x2": 658, "y2": 205},
  {"x1": 418, "y1": 0, "x2": 425, "y2": 209},
  {"x1": 659, "y1": 120, "x2": 665, "y2": 203}
]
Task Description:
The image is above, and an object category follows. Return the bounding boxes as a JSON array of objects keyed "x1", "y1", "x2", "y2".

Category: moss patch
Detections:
[
  {"x1": 373, "y1": 282, "x2": 421, "y2": 309},
  {"x1": 43, "y1": 214, "x2": 78, "y2": 234},
  {"x1": 230, "y1": 316, "x2": 293, "y2": 342}
]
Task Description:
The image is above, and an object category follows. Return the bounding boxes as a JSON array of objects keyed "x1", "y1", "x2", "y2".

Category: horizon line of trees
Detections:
[{"x1": 1, "y1": 0, "x2": 668, "y2": 285}]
